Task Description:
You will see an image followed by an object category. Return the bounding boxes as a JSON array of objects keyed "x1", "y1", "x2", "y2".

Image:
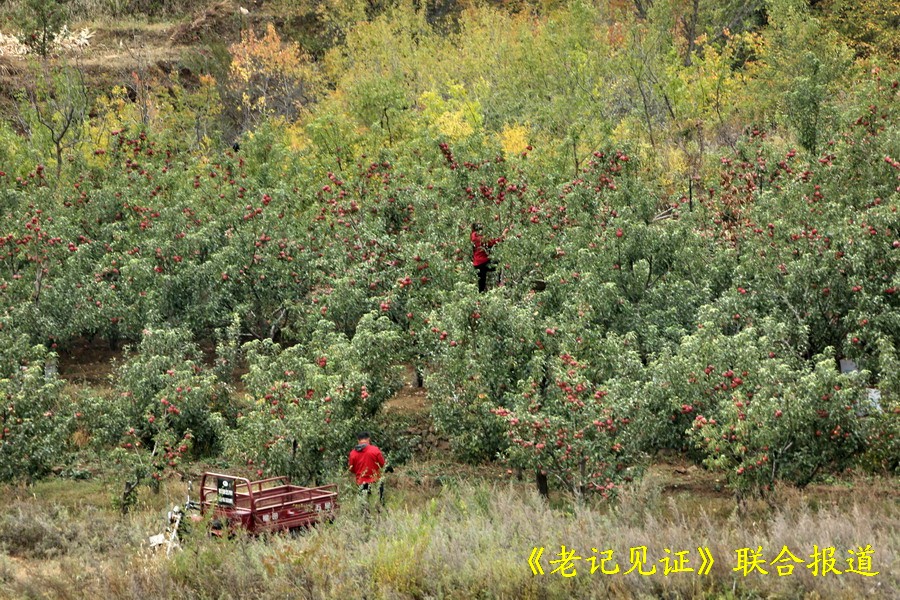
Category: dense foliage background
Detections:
[{"x1": 0, "y1": 0, "x2": 897, "y2": 504}]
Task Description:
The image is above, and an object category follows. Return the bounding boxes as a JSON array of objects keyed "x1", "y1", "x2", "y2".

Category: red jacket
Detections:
[
  {"x1": 348, "y1": 443, "x2": 385, "y2": 484},
  {"x1": 471, "y1": 231, "x2": 499, "y2": 267}
]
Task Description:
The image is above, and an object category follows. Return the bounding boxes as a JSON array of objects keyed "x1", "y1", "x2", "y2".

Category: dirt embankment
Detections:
[{"x1": 0, "y1": 0, "x2": 250, "y2": 119}]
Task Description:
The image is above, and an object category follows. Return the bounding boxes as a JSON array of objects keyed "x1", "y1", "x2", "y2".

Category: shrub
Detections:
[
  {"x1": 858, "y1": 337, "x2": 900, "y2": 474},
  {"x1": 228, "y1": 24, "x2": 322, "y2": 132},
  {"x1": 425, "y1": 288, "x2": 541, "y2": 463},
  {"x1": 498, "y1": 333, "x2": 645, "y2": 500},
  {"x1": 226, "y1": 315, "x2": 403, "y2": 483},
  {"x1": 110, "y1": 327, "x2": 226, "y2": 510},
  {"x1": 645, "y1": 317, "x2": 868, "y2": 499},
  {"x1": 15, "y1": 0, "x2": 67, "y2": 58},
  {"x1": 0, "y1": 331, "x2": 72, "y2": 482},
  {"x1": 114, "y1": 327, "x2": 227, "y2": 455}
]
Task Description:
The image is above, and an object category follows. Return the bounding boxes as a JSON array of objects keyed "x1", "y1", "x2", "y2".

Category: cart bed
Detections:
[{"x1": 199, "y1": 472, "x2": 339, "y2": 534}]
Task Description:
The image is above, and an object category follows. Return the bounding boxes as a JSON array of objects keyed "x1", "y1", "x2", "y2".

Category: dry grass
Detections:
[
  {"x1": 0, "y1": 0, "x2": 204, "y2": 24},
  {"x1": 0, "y1": 468, "x2": 896, "y2": 600}
]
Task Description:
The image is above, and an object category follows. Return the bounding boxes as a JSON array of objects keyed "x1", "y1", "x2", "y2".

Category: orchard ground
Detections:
[{"x1": 1, "y1": 345, "x2": 898, "y2": 600}]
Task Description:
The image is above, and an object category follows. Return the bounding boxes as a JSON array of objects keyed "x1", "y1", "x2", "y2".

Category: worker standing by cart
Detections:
[{"x1": 348, "y1": 431, "x2": 386, "y2": 512}]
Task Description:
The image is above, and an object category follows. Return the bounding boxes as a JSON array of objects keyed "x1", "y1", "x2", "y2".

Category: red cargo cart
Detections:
[{"x1": 198, "y1": 472, "x2": 339, "y2": 534}]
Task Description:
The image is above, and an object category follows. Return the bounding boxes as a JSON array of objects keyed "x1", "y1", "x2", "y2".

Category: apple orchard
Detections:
[{"x1": 0, "y1": 15, "x2": 899, "y2": 508}]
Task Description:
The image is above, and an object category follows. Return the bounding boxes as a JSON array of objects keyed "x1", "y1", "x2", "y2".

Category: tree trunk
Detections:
[
  {"x1": 55, "y1": 144, "x2": 63, "y2": 180},
  {"x1": 683, "y1": 0, "x2": 700, "y2": 66},
  {"x1": 535, "y1": 470, "x2": 549, "y2": 498}
]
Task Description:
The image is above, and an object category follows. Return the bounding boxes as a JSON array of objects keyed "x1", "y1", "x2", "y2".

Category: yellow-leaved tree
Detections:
[
  {"x1": 229, "y1": 23, "x2": 322, "y2": 132},
  {"x1": 418, "y1": 84, "x2": 484, "y2": 142}
]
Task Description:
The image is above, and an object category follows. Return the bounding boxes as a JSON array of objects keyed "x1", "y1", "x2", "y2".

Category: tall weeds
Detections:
[{"x1": 1, "y1": 479, "x2": 896, "y2": 599}]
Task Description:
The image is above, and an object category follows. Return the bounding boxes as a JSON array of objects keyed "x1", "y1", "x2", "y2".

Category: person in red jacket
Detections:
[
  {"x1": 348, "y1": 431, "x2": 386, "y2": 508},
  {"x1": 471, "y1": 223, "x2": 507, "y2": 292}
]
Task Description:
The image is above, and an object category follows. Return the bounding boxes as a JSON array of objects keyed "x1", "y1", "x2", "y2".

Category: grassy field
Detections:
[{"x1": 0, "y1": 456, "x2": 897, "y2": 600}]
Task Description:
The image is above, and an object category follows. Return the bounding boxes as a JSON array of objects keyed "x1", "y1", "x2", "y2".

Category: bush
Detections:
[
  {"x1": 858, "y1": 336, "x2": 900, "y2": 474},
  {"x1": 425, "y1": 288, "x2": 541, "y2": 463},
  {"x1": 109, "y1": 327, "x2": 226, "y2": 510},
  {"x1": 226, "y1": 315, "x2": 403, "y2": 483},
  {"x1": 114, "y1": 327, "x2": 227, "y2": 455},
  {"x1": 645, "y1": 317, "x2": 868, "y2": 499},
  {"x1": 498, "y1": 333, "x2": 645, "y2": 500},
  {"x1": 15, "y1": 0, "x2": 67, "y2": 58},
  {"x1": 0, "y1": 331, "x2": 72, "y2": 482}
]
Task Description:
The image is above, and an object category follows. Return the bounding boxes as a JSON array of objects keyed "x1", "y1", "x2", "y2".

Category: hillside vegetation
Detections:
[{"x1": 0, "y1": 0, "x2": 898, "y2": 597}]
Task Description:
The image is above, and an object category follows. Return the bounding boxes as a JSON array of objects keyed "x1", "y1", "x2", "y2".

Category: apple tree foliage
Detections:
[
  {"x1": 0, "y1": 329, "x2": 72, "y2": 482},
  {"x1": 225, "y1": 314, "x2": 403, "y2": 483},
  {"x1": 0, "y1": 10, "x2": 897, "y2": 503}
]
